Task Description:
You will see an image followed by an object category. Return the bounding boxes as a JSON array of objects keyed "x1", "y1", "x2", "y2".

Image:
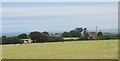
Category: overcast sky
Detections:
[
  {"x1": 1, "y1": 0, "x2": 119, "y2": 2},
  {"x1": 2, "y1": 2, "x2": 118, "y2": 33}
]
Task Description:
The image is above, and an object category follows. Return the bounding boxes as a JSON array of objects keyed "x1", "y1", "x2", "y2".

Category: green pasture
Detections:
[
  {"x1": 2, "y1": 40, "x2": 118, "y2": 59},
  {"x1": 63, "y1": 37, "x2": 79, "y2": 40}
]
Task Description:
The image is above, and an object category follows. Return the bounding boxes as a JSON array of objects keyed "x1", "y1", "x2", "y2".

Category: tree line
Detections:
[
  {"x1": 1, "y1": 27, "x2": 119, "y2": 44},
  {"x1": 2, "y1": 31, "x2": 63, "y2": 44},
  {"x1": 62, "y1": 27, "x2": 103, "y2": 40}
]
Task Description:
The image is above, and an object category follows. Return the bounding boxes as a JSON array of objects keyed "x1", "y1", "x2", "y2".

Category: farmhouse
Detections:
[
  {"x1": 21, "y1": 39, "x2": 32, "y2": 43},
  {"x1": 87, "y1": 32, "x2": 97, "y2": 39}
]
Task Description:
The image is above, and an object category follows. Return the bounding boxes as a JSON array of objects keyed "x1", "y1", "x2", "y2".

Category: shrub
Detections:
[
  {"x1": 2, "y1": 36, "x2": 21, "y2": 44},
  {"x1": 47, "y1": 36, "x2": 63, "y2": 42}
]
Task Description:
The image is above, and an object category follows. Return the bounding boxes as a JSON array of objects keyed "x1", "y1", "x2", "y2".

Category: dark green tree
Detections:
[
  {"x1": 69, "y1": 30, "x2": 78, "y2": 37},
  {"x1": 29, "y1": 31, "x2": 41, "y2": 43},
  {"x1": 98, "y1": 31, "x2": 103, "y2": 37},
  {"x1": 2, "y1": 36, "x2": 6, "y2": 40},
  {"x1": 74, "y1": 27, "x2": 83, "y2": 32},
  {"x1": 18, "y1": 33, "x2": 27, "y2": 39},
  {"x1": 83, "y1": 28, "x2": 87, "y2": 36},
  {"x1": 2, "y1": 36, "x2": 21, "y2": 44},
  {"x1": 29, "y1": 31, "x2": 49, "y2": 43},
  {"x1": 69, "y1": 27, "x2": 83, "y2": 37},
  {"x1": 97, "y1": 31, "x2": 103, "y2": 39},
  {"x1": 43, "y1": 31, "x2": 49, "y2": 34},
  {"x1": 62, "y1": 32, "x2": 70, "y2": 37},
  {"x1": 69, "y1": 30, "x2": 75, "y2": 37},
  {"x1": 2, "y1": 36, "x2": 6, "y2": 43}
]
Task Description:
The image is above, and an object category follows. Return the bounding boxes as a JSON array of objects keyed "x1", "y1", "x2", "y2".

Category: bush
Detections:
[
  {"x1": 29, "y1": 31, "x2": 63, "y2": 43},
  {"x1": 79, "y1": 36, "x2": 89, "y2": 40},
  {"x1": 97, "y1": 37, "x2": 106, "y2": 40},
  {"x1": 47, "y1": 36, "x2": 63, "y2": 42},
  {"x1": 103, "y1": 36, "x2": 118, "y2": 40},
  {"x1": 2, "y1": 36, "x2": 21, "y2": 44}
]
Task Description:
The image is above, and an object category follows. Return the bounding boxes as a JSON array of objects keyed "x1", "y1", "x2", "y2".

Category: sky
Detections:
[
  {"x1": 1, "y1": 0, "x2": 119, "y2": 2},
  {"x1": 2, "y1": 2, "x2": 118, "y2": 33}
]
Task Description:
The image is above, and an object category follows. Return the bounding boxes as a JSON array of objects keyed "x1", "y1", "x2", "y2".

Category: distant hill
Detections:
[
  {"x1": 2, "y1": 32, "x2": 22, "y2": 36},
  {"x1": 101, "y1": 29, "x2": 118, "y2": 34},
  {"x1": 88, "y1": 29, "x2": 118, "y2": 34},
  {"x1": 2, "y1": 31, "x2": 62, "y2": 37},
  {"x1": 1, "y1": 29, "x2": 118, "y2": 37}
]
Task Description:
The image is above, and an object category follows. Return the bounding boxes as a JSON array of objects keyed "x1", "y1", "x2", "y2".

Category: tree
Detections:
[
  {"x1": 62, "y1": 32, "x2": 70, "y2": 37},
  {"x1": 2, "y1": 36, "x2": 6, "y2": 40},
  {"x1": 74, "y1": 27, "x2": 83, "y2": 32},
  {"x1": 69, "y1": 30, "x2": 75, "y2": 37},
  {"x1": 84, "y1": 33, "x2": 89, "y2": 40},
  {"x1": 2, "y1": 36, "x2": 6, "y2": 44},
  {"x1": 74, "y1": 27, "x2": 83, "y2": 37},
  {"x1": 2, "y1": 36, "x2": 21, "y2": 44},
  {"x1": 43, "y1": 31, "x2": 49, "y2": 34},
  {"x1": 29, "y1": 31, "x2": 49, "y2": 43},
  {"x1": 98, "y1": 31, "x2": 103, "y2": 37},
  {"x1": 97, "y1": 31, "x2": 103, "y2": 39},
  {"x1": 82, "y1": 28, "x2": 89, "y2": 40},
  {"x1": 18, "y1": 33, "x2": 27, "y2": 39},
  {"x1": 29, "y1": 31, "x2": 40, "y2": 43},
  {"x1": 83, "y1": 28, "x2": 87, "y2": 36},
  {"x1": 69, "y1": 27, "x2": 83, "y2": 37}
]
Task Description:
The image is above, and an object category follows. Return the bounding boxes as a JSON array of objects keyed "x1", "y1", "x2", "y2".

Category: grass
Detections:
[
  {"x1": 2, "y1": 40, "x2": 118, "y2": 59},
  {"x1": 63, "y1": 37, "x2": 79, "y2": 41}
]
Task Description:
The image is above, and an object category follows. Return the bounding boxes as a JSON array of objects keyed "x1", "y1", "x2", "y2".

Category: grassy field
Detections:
[
  {"x1": 2, "y1": 40, "x2": 118, "y2": 59},
  {"x1": 63, "y1": 37, "x2": 79, "y2": 41}
]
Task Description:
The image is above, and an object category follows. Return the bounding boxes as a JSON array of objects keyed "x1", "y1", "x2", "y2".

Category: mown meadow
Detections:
[{"x1": 2, "y1": 40, "x2": 118, "y2": 59}]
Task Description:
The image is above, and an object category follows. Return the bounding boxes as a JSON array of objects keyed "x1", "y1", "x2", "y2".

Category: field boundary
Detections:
[{"x1": 1, "y1": 59, "x2": 119, "y2": 61}]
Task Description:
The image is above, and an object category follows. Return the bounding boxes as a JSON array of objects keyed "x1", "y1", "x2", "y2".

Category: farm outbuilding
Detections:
[
  {"x1": 21, "y1": 39, "x2": 32, "y2": 43},
  {"x1": 87, "y1": 32, "x2": 97, "y2": 40}
]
